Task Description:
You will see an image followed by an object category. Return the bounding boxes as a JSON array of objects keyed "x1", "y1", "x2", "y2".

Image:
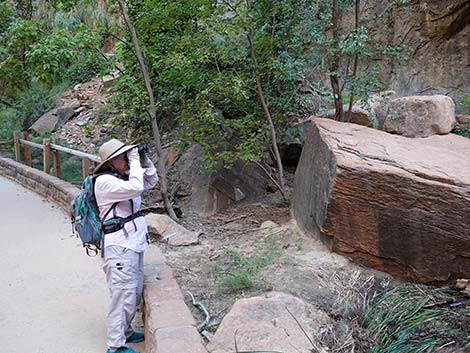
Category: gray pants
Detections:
[{"x1": 103, "y1": 246, "x2": 144, "y2": 349}]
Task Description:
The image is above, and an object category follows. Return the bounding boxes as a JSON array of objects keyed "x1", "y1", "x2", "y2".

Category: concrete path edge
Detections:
[{"x1": 0, "y1": 157, "x2": 208, "y2": 353}]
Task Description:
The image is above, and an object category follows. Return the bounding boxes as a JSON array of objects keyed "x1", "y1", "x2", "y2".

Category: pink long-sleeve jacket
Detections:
[{"x1": 94, "y1": 158, "x2": 158, "y2": 253}]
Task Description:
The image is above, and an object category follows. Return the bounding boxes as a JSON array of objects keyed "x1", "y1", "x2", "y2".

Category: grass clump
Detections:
[
  {"x1": 212, "y1": 237, "x2": 282, "y2": 293},
  {"x1": 364, "y1": 284, "x2": 470, "y2": 353},
  {"x1": 0, "y1": 107, "x2": 21, "y2": 155},
  {"x1": 457, "y1": 95, "x2": 470, "y2": 114}
]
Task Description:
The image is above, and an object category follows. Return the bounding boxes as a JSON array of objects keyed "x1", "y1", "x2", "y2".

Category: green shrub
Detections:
[
  {"x1": 364, "y1": 285, "x2": 470, "y2": 352},
  {"x1": 0, "y1": 107, "x2": 21, "y2": 141},
  {"x1": 452, "y1": 121, "x2": 470, "y2": 139},
  {"x1": 65, "y1": 55, "x2": 109, "y2": 84},
  {"x1": 0, "y1": 2, "x2": 14, "y2": 36},
  {"x1": 457, "y1": 96, "x2": 470, "y2": 114},
  {"x1": 16, "y1": 82, "x2": 69, "y2": 129},
  {"x1": 453, "y1": 96, "x2": 470, "y2": 138},
  {"x1": 58, "y1": 154, "x2": 84, "y2": 184},
  {"x1": 0, "y1": 106, "x2": 21, "y2": 155}
]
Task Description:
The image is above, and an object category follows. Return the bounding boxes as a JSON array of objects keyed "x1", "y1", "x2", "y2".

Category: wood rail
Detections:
[{"x1": 9, "y1": 131, "x2": 100, "y2": 180}]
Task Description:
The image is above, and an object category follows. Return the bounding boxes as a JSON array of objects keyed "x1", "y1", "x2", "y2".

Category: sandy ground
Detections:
[
  {"x1": 0, "y1": 176, "x2": 109, "y2": 353},
  {"x1": 157, "y1": 200, "x2": 395, "y2": 352}
]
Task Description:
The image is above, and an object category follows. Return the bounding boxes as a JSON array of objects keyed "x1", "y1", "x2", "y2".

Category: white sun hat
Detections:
[{"x1": 94, "y1": 138, "x2": 137, "y2": 173}]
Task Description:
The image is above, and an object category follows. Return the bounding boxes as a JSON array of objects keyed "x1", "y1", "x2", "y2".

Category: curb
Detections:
[
  {"x1": 0, "y1": 157, "x2": 208, "y2": 353},
  {"x1": 144, "y1": 246, "x2": 208, "y2": 353}
]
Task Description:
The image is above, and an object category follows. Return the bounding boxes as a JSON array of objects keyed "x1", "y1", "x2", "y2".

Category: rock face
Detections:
[
  {"x1": 207, "y1": 292, "x2": 332, "y2": 353},
  {"x1": 382, "y1": 95, "x2": 455, "y2": 137},
  {"x1": 292, "y1": 118, "x2": 470, "y2": 283},
  {"x1": 383, "y1": 0, "x2": 470, "y2": 113}
]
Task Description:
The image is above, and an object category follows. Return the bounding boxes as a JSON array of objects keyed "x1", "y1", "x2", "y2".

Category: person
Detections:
[{"x1": 93, "y1": 138, "x2": 158, "y2": 353}]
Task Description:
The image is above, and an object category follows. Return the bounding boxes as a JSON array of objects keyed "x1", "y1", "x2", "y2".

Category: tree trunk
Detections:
[
  {"x1": 247, "y1": 25, "x2": 286, "y2": 197},
  {"x1": 330, "y1": 0, "x2": 343, "y2": 122},
  {"x1": 117, "y1": 0, "x2": 177, "y2": 220},
  {"x1": 347, "y1": 0, "x2": 360, "y2": 123}
]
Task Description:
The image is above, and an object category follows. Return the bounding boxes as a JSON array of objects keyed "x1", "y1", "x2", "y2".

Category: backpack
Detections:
[{"x1": 70, "y1": 173, "x2": 116, "y2": 256}]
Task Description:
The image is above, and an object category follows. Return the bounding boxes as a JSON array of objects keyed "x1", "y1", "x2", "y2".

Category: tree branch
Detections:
[{"x1": 117, "y1": 0, "x2": 177, "y2": 220}]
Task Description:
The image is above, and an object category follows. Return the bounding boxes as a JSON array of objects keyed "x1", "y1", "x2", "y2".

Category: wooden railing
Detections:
[{"x1": 6, "y1": 131, "x2": 100, "y2": 180}]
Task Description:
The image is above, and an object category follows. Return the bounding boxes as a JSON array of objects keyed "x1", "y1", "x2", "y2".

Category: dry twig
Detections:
[{"x1": 187, "y1": 291, "x2": 210, "y2": 332}]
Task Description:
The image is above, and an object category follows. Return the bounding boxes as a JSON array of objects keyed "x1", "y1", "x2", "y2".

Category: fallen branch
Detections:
[
  {"x1": 187, "y1": 291, "x2": 210, "y2": 332},
  {"x1": 162, "y1": 140, "x2": 180, "y2": 149},
  {"x1": 224, "y1": 214, "x2": 247, "y2": 224},
  {"x1": 169, "y1": 182, "x2": 180, "y2": 202},
  {"x1": 140, "y1": 203, "x2": 183, "y2": 217},
  {"x1": 423, "y1": 299, "x2": 454, "y2": 309},
  {"x1": 252, "y1": 160, "x2": 285, "y2": 199}
]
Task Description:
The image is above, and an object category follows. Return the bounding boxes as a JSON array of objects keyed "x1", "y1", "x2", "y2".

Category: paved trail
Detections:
[{"x1": 0, "y1": 176, "x2": 108, "y2": 353}]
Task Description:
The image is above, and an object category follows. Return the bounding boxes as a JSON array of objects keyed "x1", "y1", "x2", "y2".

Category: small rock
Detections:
[
  {"x1": 75, "y1": 118, "x2": 87, "y2": 126},
  {"x1": 456, "y1": 278, "x2": 469, "y2": 289},
  {"x1": 260, "y1": 220, "x2": 279, "y2": 229},
  {"x1": 74, "y1": 106, "x2": 86, "y2": 114},
  {"x1": 234, "y1": 187, "x2": 245, "y2": 201},
  {"x1": 265, "y1": 180, "x2": 279, "y2": 193}
]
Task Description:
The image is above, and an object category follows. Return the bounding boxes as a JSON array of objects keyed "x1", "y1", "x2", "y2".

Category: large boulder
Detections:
[
  {"x1": 292, "y1": 118, "x2": 470, "y2": 283},
  {"x1": 323, "y1": 105, "x2": 372, "y2": 127},
  {"x1": 29, "y1": 106, "x2": 76, "y2": 134},
  {"x1": 169, "y1": 145, "x2": 270, "y2": 215},
  {"x1": 382, "y1": 95, "x2": 455, "y2": 137},
  {"x1": 207, "y1": 292, "x2": 332, "y2": 353}
]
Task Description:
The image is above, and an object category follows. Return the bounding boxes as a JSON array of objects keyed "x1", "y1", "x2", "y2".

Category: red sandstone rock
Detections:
[
  {"x1": 145, "y1": 213, "x2": 199, "y2": 246},
  {"x1": 348, "y1": 106, "x2": 372, "y2": 127},
  {"x1": 207, "y1": 292, "x2": 332, "y2": 353},
  {"x1": 456, "y1": 114, "x2": 470, "y2": 125},
  {"x1": 162, "y1": 146, "x2": 179, "y2": 168},
  {"x1": 292, "y1": 118, "x2": 470, "y2": 283}
]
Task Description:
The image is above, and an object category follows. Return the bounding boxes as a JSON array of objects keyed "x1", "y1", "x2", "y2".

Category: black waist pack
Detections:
[{"x1": 101, "y1": 211, "x2": 142, "y2": 234}]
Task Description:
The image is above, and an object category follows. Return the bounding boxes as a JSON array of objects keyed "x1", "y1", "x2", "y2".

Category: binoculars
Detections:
[{"x1": 138, "y1": 144, "x2": 149, "y2": 158}]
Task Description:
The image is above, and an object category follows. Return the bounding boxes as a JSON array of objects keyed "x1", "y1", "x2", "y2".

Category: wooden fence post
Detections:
[
  {"x1": 43, "y1": 138, "x2": 51, "y2": 174},
  {"x1": 13, "y1": 131, "x2": 20, "y2": 162},
  {"x1": 23, "y1": 131, "x2": 32, "y2": 167},
  {"x1": 52, "y1": 138, "x2": 61, "y2": 178},
  {"x1": 82, "y1": 157, "x2": 90, "y2": 180}
]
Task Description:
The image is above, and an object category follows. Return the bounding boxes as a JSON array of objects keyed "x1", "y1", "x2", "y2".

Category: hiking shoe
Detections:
[
  {"x1": 125, "y1": 331, "x2": 145, "y2": 343},
  {"x1": 106, "y1": 348, "x2": 139, "y2": 353}
]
